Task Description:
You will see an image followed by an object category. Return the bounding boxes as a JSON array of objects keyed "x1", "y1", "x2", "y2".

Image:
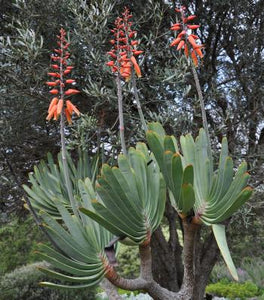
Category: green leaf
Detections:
[
  {"x1": 180, "y1": 183, "x2": 195, "y2": 214},
  {"x1": 212, "y1": 224, "x2": 238, "y2": 281},
  {"x1": 147, "y1": 122, "x2": 166, "y2": 137}
]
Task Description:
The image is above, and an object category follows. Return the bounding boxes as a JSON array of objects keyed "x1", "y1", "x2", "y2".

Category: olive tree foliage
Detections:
[{"x1": 0, "y1": 0, "x2": 263, "y2": 297}]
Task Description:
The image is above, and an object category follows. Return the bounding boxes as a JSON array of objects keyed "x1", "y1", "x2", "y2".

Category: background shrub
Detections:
[
  {"x1": 0, "y1": 216, "x2": 44, "y2": 275},
  {"x1": 0, "y1": 262, "x2": 96, "y2": 300},
  {"x1": 116, "y1": 244, "x2": 140, "y2": 278},
  {"x1": 206, "y1": 279, "x2": 261, "y2": 299}
]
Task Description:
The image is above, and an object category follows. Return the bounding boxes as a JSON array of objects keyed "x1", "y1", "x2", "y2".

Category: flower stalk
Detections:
[{"x1": 116, "y1": 75, "x2": 127, "y2": 155}]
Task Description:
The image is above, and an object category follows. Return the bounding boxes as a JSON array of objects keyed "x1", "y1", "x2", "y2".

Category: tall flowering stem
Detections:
[
  {"x1": 46, "y1": 28, "x2": 80, "y2": 216},
  {"x1": 107, "y1": 8, "x2": 147, "y2": 141},
  {"x1": 170, "y1": 6, "x2": 211, "y2": 152},
  {"x1": 116, "y1": 74, "x2": 127, "y2": 156}
]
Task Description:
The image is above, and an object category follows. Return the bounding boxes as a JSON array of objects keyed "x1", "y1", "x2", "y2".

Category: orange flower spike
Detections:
[
  {"x1": 46, "y1": 29, "x2": 80, "y2": 122},
  {"x1": 171, "y1": 6, "x2": 204, "y2": 66},
  {"x1": 106, "y1": 8, "x2": 143, "y2": 80},
  {"x1": 57, "y1": 99, "x2": 64, "y2": 115},
  {"x1": 130, "y1": 56, "x2": 142, "y2": 78}
]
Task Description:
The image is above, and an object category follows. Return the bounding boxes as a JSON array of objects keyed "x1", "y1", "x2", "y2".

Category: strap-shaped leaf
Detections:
[
  {"x1": 146, "y1": 130, "x2": 165, "y2": 174},
  {"x1": 147, "y1": 122, "x2": 166, "y2": 137},
  {"x1": 79, "y1": 206, "x2": 131, "y2": 238},
  {"x1": 212, "y1": 224, "x2": 238, "y2": 281},
  {"x1": 180, "y1": 183, "x2": 195, "y2": 214},
  {"x1": 38, "y1": 267, "x2": 105, "y2": 283},
  {"x1": 38, "y1": 244, "x2": 102, "y2": 270},
  {"x1": 164, "y1": 135, "x2": 179, "y2": 153},
  {"x1": 39, "y1": 278, "x2": 102, "y2": 289},
  {"x1": 36, "y1": 252, "x2": 104, "y2": 276}
]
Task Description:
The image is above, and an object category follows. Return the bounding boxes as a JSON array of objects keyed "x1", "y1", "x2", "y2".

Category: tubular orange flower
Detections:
[
  {"x1": 57, "y1": 99, "x2": 63, "y2": 115},
  {"x1": 49, "y1": 89, "x2": 59, "y2": 95},
  {"x1": 46, "y1": 104, "x2": 57, "y2": 121},
  {"x1": 48, "y1": 97, "x2": 58, "y2": 113},
  {"x1": 46, "y1": 28, "x2": 80, "y2": 123},
  {"x1": 106, "y1": 7, "x2": 143, "y2": 81},
  {"x1": 191, "y1": 50, "x2": 198, "y2": 67},
  {"x1": 65, "y1": 79, "x2": 75, "y2": 84},
  {"x1": 133, "y1": 50, "x2": 143, "y2": 55},
  {"x1": 64, "y1": 108, "x2": 72, "y2": 124},
  {"x1": 170, "y1": 37, "x2": 181, "y2": 47},
  {"x1": 48, "y1": 72, "x2": 59, "y2": 77},
  {"x1": 184, "y1": 44, "x2": 189, "y2": 58},
  {"x1": 130, "y1": 56, "x2": 141, "y2": 78},
  {"x1": 187, "y1": 15, "x2": 196, "y2": 21},
  {"x1": 188, "y1": 35, "x2": 198, "y2": 48},
  {"x1": 64, "y1": 69, "x2": 71, "y2": 75},
  {"x1": 170, "y1": 6, "x2": 204, "y2": 67},
  {"x1": 187, "y1": 25, "x2": 200, "y2": 30},
  {"x1": 66, "y1": 100, "x2": 80, "y2": 116},
  {"x1": 65, "y1": 89, "x2": 80, "y2": 96},
  {"x1": 177, "y1": 40, "x2": 185, "y2": 50},
  {"x1": 46, "y1": 82, "x2": 57, "y2": 87},
  {"x1": 195, "y1": 46, "x2": 204, "y2": 58},
  {"x1": 106, "y1": 61, "x2": 115, "y2": 66}
]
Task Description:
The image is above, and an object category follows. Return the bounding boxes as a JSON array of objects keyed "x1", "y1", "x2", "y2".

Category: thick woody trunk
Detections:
[
  {"x1": 151, "y1": 201, "x2": 183, "y2": 292},
  {"x1": 151, "y1": 216, "x2": 219, "y2": 300}
]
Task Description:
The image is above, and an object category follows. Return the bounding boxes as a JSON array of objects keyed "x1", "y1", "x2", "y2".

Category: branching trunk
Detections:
[{"x1": 151, "y1": 200, "x2": 183, "y2": 291}]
